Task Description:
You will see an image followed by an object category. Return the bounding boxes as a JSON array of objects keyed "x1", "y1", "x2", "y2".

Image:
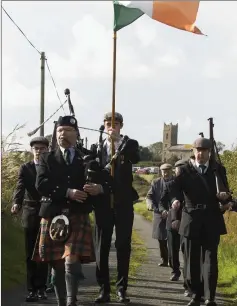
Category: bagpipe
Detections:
[{"x1": 26, "y1": 88, "x2": 130, "y2": 187}]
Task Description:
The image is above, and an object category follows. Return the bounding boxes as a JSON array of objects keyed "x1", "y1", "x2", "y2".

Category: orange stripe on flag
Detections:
[{"x1": 152, "y1": 1, "x2": 203, "y2": 34}]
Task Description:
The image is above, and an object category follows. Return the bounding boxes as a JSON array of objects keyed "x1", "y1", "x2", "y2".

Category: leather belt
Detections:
[
  {"x1": 23, "y1": 200, "x2": 39, "y2": 207},
  {"x1": 186, "y1": 204, "x2": 207, "y2": 209}
]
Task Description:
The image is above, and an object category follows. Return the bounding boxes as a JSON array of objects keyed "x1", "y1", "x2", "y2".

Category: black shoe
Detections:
[
  {"x1": 116, "y1": 289, "x2": 130, "y2": 303},
  {"x1": 184, "y1": 290, "x2": 192, "y2": 297},
  {"x1": 205, "y1": 300, "x2": 217, "y2": 306},
  {"x1": 170, "y1": 274, "x2": 180, "y2": 281},
  {"x1": 38, "y1": 289, "x2": 47, "y2": 300},
  {"x1": 158, "y1": 260, "x2": 169, "y2": 267},
  {"x1": 26, "y1": 291, "x2": 38, "y2": 302},
  {"x1": 187, "y1": 299, "x2": 201, "y2": 306},
  {"x1": 46, "y1": 284, "x2": 55, "y2": 293},
  {"x1": 94, "y1": 292, "x2": 110, "y2": 303}
]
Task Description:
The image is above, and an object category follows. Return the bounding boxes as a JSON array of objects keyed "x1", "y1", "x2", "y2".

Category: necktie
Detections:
[
  {"x1": 199, "y1": 164, "x2": 206, "y2": 174},
  {"x1": 64, "y1": 149, "x2": 71, "y2": 165}
]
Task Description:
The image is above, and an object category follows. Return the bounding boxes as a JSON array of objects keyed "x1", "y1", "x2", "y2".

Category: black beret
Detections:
[
  {"x1": 56, "y1": 116, "x2": 78, "y2": 130},
  {"x1": 193, "y1": 137, "x2": 211, "y2": 149},
  {"x1": 175, "y1": 159, "x2": 187, "y2": 167},
  {"x1": 104, "y1": 112, "x2": 123, "y2": 123},
  {"x1": 30, "y1": 136, "x2": 49, "y2": 147}
]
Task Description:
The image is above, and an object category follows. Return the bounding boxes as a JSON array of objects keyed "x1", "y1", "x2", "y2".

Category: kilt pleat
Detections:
[{"x1": 32, "y1": 213, "x2": 95, "y2": 263}]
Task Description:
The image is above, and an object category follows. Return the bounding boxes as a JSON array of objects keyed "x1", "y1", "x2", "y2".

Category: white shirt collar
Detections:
[
  {"x1": 194, "y1": 160, "x2": 209, "y2": 173},
  {"x1": 60, "y1": 146, "x2": 74, "y2": 154}
]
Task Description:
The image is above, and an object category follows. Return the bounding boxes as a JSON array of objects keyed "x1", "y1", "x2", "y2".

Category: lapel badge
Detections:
[{"x1": 70, "y1": 118, "x2": 76, "y2": 124}]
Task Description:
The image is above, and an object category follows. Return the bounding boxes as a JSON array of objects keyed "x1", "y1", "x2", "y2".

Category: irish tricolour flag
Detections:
[{"x1": 113, "y1": 1, "x2": 202, "y2": 34}]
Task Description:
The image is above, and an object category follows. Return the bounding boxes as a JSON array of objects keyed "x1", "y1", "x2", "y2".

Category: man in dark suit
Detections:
[
  {"x1": 169, "y1": 138, "x2": 230, "y2": 306},
  {"x1": 93, "y1": 112, "x2": 140, "y2": 303},
  {"x1": 11, "y1": 136, "x2": 49, "y2": 302},
  {"x1": 146, "y1": 163, "x2": 174, "y2": 268},
  {"x1": 159, "y1": 160, "x2": 188, "y2": 282},
  {"x1": 32, "y1": 116, "x2": 109, "y2": 306}
]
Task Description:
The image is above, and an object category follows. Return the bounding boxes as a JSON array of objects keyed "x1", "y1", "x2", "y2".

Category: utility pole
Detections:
[{"x1": 40, "y1": 52, "x2": 45, "y2": 136}]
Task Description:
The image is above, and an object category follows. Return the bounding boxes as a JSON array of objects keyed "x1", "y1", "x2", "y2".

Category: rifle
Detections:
[{"x1": 208, "y1": 117, "x2": 231, "y2": 196}]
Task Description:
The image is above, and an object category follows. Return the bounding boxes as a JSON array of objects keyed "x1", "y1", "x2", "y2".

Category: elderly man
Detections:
[
  {"x1": 159, "y1": 160, "x2": 188, "y2": 281},
  {"x1": 32, "y1": 116, "x2": 109, "y2": 306},
  {"x1": 169, "y1": 138, "x2": 230, "y2": 306},
  {"x1": 146, "y1": 163, "x2": 174, "y2": 267},
  {"x1": 92, "y1": 111, "x2": 140, "y2": 303},
  {"x1": 11, "y1": 136, "x2": 49, "y2": 302}
]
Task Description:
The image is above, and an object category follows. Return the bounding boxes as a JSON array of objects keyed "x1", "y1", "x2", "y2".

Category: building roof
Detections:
[{"x1": 168, "y1": 144, "x2": 192, "y2": 151}]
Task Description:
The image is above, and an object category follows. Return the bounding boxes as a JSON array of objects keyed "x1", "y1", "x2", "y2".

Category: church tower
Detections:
[{"x1": 162, "y1": 123, "x2": 178, "y2": 162}]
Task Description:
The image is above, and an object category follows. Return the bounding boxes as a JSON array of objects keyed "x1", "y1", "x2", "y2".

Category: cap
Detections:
[
  {"x1": 175, "y1": 159, "x2": 187, "y2": 167},
  {"x1": 30, "y1": 136, "x2": 49, "y2": 147},
  {"x1": 56, "y1": 116, "x2": 78, "y2": 130},
  {"x1": 104, "y1": 112, "x2": 123, "y2": 123},
  {"x1": 160, "y1": 163, "x2": 172, "y2": 170},
  {"x1": 193, "y1": 137, "x2": 211, "y2": 149}
]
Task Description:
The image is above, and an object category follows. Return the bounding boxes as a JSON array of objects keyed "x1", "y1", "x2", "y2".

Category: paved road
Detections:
[{"x1": 2, "y1": 214, "x2": 230, "y2": 306}]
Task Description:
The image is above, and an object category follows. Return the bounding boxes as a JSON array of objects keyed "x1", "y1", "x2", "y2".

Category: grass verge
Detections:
[
  {"x1": 1, "y1": 212, "x2": 26, "y2": 290},
  {"x1": 110, "y1": 229, "x2": 147, "y2": 294},
  {"x1": 217, "y1": 212, "x2": 237, "y2": 302}
]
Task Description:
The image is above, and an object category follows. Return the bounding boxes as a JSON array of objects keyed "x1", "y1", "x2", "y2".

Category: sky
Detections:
[{"x1": 2, "y1": 1, "x2": 237, "y2": 151}]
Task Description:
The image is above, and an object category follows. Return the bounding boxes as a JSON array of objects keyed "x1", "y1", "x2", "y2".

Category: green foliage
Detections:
[
  {"x1": 139, "y1": 146, "x2": 153, "y2": 161},
  {"x1": 1, "y1": 213, "x2": 26, "y2": 289},
  {"x1": 166, "y1": 154, "x2": 179, "y2": 165},
  {"x1": 139, "y1": 141, "x2": 163, "y2": 162},
  {"x1": 2, "y1": 151, "x2": 32, "y2": 211},
  {"x1": 135, "y1": 161, "x2": 163, "y2": 167},
  {"x1": 148, "y1": 142, "x2": 163, "y2": 161},
  {"x1": 133, "y1": 174, "x2": 151, "y2": 198},
  {"x1": 221, "y1": 146, "x2": 237, "y2": 196}
]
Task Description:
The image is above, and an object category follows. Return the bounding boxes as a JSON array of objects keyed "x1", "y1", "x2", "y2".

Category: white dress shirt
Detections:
[{"x1": 195, "y1": 160, "x2": 209, "y2": 174}]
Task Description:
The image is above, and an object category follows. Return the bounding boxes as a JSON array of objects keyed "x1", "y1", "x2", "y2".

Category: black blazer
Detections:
[
  {"x1": 169, "y1": 161, "x2": 227, "y2": 238},
  {"x1": 93, "y1": 136, "x2": 140, "y2": 209},
  {"x1": 36, "y1": 148, "x2": 110, "y2": 218},
  {"x1": 12, "y1": 161, "x2": 41, "y2": 228}
]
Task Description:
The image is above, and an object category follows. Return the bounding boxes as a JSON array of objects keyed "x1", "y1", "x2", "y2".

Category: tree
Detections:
[
  {"x1": 139, "y1": 146, "x2": 153, "y2": 161},
  {"x1": 167, "y1": 155, "x2": 179, "y2": 166},
  {"x1": 216, "y1": 141, "x2": 225, "y2": 153},
  {"x1": 148, "y1": 142, "x2": 163, "y2": 161}
]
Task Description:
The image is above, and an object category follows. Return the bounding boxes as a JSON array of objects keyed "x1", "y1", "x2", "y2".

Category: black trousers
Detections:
[
  {"x1": 24, "y1": 228, "x2": 48, "y2": 292},
  {"x1": 167, "y1": 229, "x2": 181, "y2": 275},
  {"x1": 183, "y1": 233, "x2": 220, "y2": 300},
  {"x1": 181, "y1": 235, "x2": 191, "y2": 291},
  {"x1": 94, "y1": 207, "x2": 134, "y2": 293},
  {"x1": 158, "y1": 239, "x2": 168, "y2": 263}
]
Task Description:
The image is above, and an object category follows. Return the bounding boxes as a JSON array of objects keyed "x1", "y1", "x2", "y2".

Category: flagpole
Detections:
[{"x1": 110, "y1": 30, "x2": 117, "y2": 209}]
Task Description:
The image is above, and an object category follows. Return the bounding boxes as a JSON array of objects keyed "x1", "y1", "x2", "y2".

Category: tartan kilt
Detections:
[{"x1": 32, "y1": 213, "x2": 95, "y2": 263}]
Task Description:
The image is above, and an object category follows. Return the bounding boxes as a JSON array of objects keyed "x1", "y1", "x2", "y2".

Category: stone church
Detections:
[{"x1": 162, "y1": 123, "x2": 192, "y2": 162}]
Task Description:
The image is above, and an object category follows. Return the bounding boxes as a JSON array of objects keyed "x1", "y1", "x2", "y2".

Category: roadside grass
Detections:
[
  {"x1": 1, "y1": 212, "x2": 26, "y2": 290},
  {"x1": 110, "y1": 229, "x2": 147, "y2": 296}
]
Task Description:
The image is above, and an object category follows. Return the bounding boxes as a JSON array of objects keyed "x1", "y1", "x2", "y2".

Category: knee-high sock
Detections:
[
  {"x1": 51, "y1": 265, "x2": 66, "y2": 305},
  {"x1": 65, "y1": 262, "x2": 82, "y2": 304}
]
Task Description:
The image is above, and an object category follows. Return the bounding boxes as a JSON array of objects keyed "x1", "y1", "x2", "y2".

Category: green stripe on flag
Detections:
[{"x1": 113, "y1": 1, "x2": 144, "y2": 32}]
